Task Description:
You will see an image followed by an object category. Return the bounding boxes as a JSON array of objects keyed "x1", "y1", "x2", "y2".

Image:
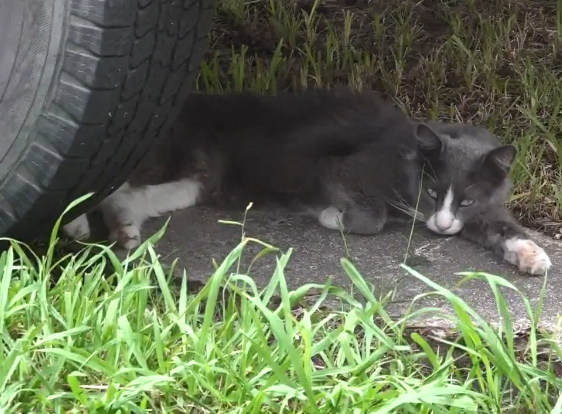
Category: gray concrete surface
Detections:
[{"x1": 142, "y1": 206, "x2": 562, "y2": 329}]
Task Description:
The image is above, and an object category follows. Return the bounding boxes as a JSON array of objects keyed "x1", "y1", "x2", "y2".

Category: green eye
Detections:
[
  {"x1": 427, "y1": 188, "x2": 437, "y2": 199},
  {"x1": 460, "y1": 198, "x2": 474, "y2": 207}
]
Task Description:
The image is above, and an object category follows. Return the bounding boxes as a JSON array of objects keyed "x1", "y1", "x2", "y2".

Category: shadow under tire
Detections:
[{"x1": 0, "y1": 0, "x2": 214, "y2": 241}]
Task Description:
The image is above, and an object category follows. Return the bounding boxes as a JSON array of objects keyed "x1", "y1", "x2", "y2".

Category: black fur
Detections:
[{"x1": 130, "y1": 87, "x2": 421, "y2": 233}]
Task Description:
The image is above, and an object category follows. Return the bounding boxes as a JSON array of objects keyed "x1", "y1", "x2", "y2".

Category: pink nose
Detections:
[{"x1": 435, "y1": 212, "x2": 454, "y2": 231}]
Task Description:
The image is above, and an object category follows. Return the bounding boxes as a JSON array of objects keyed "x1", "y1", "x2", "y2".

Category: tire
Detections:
[{"x1": 0, "y1": 0, "x2": 214, "y2": 241}]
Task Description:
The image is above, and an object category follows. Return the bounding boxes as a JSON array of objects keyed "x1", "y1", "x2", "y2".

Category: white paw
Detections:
[
  {"x1": 503, "y1": 238, "x2": 552, "y2": 276},
  {"x1": 109, "y1": 224, "x2": 141, "y2": 250},
  {"x1": 63, "y1": 215, "x2": 91, "y2": 241},
  {"x1": 318, "y1": 206, "x2": 344, "y2": 230}
]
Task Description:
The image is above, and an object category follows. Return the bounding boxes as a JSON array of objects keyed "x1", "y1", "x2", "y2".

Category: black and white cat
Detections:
[{"x1": 63, "y1": 88, "x2": 551, "y2": 276}]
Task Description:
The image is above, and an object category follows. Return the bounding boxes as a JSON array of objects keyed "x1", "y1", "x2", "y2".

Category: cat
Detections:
[{"x1": 63, "y1": 88, "x2": 552, "y2": 276}]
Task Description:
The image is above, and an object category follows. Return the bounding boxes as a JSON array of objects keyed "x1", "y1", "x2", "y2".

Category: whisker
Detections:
[{"x1": 387, "y1": 198, "x2": 425, "y2": 222}]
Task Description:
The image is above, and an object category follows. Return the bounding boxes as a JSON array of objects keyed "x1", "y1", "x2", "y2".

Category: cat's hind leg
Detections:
[
  {"x1": 63, "y1": 214, "x2": 91, "y2": 241},
  {"x1": 99, "y1": 184, "x2": 147, "y2": 249},
  {"x1": 100, "y1": 178, "x2": 203, "y2": 249}
]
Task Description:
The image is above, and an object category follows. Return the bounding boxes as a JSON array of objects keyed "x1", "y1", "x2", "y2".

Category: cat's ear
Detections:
[
  {"x1": 483, "y1": 145, "x2": 517, "y2": 173},
  {"x1": 480, "y1": 145, "x2": 517, "y2": 180},
  {"x1": 415, "y1": 123, "x2": 443, "y2": 153}
]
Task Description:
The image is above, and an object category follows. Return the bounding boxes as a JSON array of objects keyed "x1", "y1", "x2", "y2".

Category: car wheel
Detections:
[{"x1": 0, "y1": 0, "x2": 214, "y2": 240}]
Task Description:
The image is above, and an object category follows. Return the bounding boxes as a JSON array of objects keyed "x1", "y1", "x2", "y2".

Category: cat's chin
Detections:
[{"x1": 426, "y1": 227, "x2": 464, "y2": 236}]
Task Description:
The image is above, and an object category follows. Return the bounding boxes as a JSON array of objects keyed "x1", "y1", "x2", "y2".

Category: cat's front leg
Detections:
[
  {"x1": 318, "y1": 203, "x2": 387, "y2": 235},
  {"x1": 502, "y1": 238, "x2": 552, "y2": 276},
  {"x1": 460, "y1": 207, "x2": 552, "y2": 276}
]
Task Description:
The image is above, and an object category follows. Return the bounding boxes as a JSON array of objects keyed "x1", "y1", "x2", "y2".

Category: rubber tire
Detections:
[{"x1": 0, "y1": 0, "x2": 214, "y2": 241}]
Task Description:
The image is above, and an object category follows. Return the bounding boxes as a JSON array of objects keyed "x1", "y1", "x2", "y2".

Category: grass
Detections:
[
  {"x1": 197, "y1": 0, "x2": 562, "y2": 236},
  {"x1": 0, "y1": 205, "x2": 561, "y2": 412}
]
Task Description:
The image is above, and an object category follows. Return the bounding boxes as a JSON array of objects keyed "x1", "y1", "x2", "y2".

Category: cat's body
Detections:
[
  {"x1": 130, "y1": 89, "x2": 420, "y2": 215},
  {"x1": 64, "y1": 88, "x2": 552, "y2": 276}
]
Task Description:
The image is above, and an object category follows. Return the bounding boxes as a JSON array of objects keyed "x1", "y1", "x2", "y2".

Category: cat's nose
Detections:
[
  {"x1": 435, "y1": 211, "x2": 454, "y2": 231},
  {"x1": 435, "y1": 222, "x2": 451, "y2": 231}
]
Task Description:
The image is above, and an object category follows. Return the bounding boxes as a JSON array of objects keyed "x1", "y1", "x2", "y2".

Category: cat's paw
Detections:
[
  {"x1": 109, "y1": 224, "x2": 141, "y2": 250},
  {"x1": 63, "y1": 215, "x2": 91, "y2": 241},
  {"x1": 318, "y1": 206, "x2": 344, "y2": 230},
  {"x1": 503, "y1": 238, "x2": 552, "y2": 276}
]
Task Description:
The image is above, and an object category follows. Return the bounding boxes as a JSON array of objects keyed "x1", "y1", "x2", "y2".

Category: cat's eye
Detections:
[
  {"x1": 460, "y1": 198, "x2": 474, "y2": 207},
  {"x1": 426, "y1": 188, "x2": 438, "y2": 199}
]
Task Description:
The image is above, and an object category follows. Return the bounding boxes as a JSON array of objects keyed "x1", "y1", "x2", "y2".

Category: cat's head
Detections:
[{"x1": 413, "y1": 121, "x2": 516, "y2": 236}]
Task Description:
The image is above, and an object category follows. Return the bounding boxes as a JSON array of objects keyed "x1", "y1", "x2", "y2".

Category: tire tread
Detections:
[{"x1": 5, "y1": 0, "x2": 213, "y2": 240}]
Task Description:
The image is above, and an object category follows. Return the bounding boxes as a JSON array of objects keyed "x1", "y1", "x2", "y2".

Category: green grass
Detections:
[
  {"x1": 1, "y1": 200, "x2": 561, "y2": 412},
  {"x1": 198, "y1": 0, "x2": 562, "y2": 235}
]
